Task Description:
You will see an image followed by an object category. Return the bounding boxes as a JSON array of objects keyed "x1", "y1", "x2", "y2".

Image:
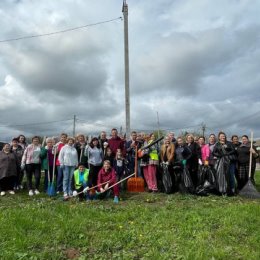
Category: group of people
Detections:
[{"x1": 0, "y1": 128, "x2": 259, "y2": 203}]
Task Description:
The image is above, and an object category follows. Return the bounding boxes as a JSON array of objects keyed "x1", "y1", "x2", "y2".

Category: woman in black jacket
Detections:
[
  {"x1": 186, "y1": 134, "x2": 201, "y2": 187},
  {"x1": 237, "y1": 135, "x2": 258, "y2": 189},
  {"x1": 213, "y1": 132, "x2": 236, "y2": 195}
]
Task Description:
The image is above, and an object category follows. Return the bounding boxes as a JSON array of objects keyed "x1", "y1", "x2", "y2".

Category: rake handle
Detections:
[
  {"x1": 249, "y1": 131, "x2": 253, "y2": 178},
  {"x1": 73, "y1": 180, "x2": 110, "y2": 196},
  {"x1": 101, "y1": 172, "x2": 135, "y2": 192},
  {"x1": 52, "y1": 146, "x2": 57, "y2": 183}
]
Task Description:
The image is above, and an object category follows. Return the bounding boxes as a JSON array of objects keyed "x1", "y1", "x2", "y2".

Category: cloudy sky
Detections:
[{"x1": 0, "y1": 0, "x2": 260, "y2": 141}]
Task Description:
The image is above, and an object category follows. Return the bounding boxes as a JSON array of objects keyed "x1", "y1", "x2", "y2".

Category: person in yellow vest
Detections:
[
  {"x1": 142, "y1": 133, "x2": 159, "y2": 192},
  {"x1": 72, "y1": 164, "x2": 90, "y2": 201}
]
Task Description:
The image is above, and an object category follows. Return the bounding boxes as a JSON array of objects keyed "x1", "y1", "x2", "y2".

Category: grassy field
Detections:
[{"x1": 0, "y1": 173, "x2": 260, "y2": 260}]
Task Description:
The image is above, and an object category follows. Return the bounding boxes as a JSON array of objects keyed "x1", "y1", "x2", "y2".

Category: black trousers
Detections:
[
  {"x1": 26, "y1": 164, "x2": 41, "y2": 190},
  {"x1": 88, "y1": 164, "x2": 102, "y2": 187},
  {"x1": 0, "y1": 176, "x2": 16, "y2": 191},
  {"x1": 14, "y1": 168, "x2": 24, "y2": 187}
]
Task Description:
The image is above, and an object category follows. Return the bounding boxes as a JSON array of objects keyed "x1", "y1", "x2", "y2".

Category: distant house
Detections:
[{"x1": 255, "y1": 140, "x2": 260, "y2": 149}]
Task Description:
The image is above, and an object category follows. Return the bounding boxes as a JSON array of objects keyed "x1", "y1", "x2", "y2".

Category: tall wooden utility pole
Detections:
[
  {"x1": 73, "y1": 115, "x2": 76, "y2": 137},
  {"x1": 122, "y1": 0, "x2": 130, "y2": 139},
  {"x1": 202, "y1": 123, "x2": 206, "y2": 138},
  {"x1": 157, "y1": 111, "x2": 160, "y2": 138}
]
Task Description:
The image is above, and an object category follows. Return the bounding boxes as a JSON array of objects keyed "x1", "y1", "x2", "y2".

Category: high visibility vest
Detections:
[
  {"x1": 148, "y1": 141, "x2": 159, "y2": 161},
  {"x1": 74, "y1": 169, "x2": 89, "y2": 189}
]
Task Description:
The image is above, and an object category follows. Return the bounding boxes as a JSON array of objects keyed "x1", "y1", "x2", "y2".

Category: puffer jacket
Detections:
[{"x1": 58, "y1": 144, "x2": 78, "y2": 166}]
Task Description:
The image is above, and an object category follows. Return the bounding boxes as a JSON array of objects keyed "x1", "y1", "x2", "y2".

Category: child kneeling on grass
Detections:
[
  {"x1": 72, "y1": 164, "x2": 92, "y2": 201},
  {"x1": 97, "y1": 160, "x2": 119, "y2": 203}
]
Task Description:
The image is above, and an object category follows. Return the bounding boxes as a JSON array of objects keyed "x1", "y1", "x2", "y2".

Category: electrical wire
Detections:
[
  {"x1": 0, "y1": 17, "x2": 122, "y2": 43},
  {"x1": 0, "y1": 118, "x2": 72, "y2": 128}
]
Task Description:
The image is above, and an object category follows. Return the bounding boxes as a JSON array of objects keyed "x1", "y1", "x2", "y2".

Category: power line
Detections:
[
  {"x1": 77, "y1": 118, "x2": 120, "y2": 129},
  {"x1": 0, "y1": 118, "x2": 72, "y2": 128},
  {"x1": 0, "y1": 17, "x2": 122, "y2": 43}
]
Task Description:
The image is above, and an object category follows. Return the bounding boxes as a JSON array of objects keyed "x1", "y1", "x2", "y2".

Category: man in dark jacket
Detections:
[
  {"x1": 126, "y1": 131, "x2": 141, "y2": 174},
  {"x1": 99, "y1": 131, "x2": 108, "y2": 151}
]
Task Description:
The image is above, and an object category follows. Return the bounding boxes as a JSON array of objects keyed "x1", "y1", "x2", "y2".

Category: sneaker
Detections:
[
  {"x1": 19, "y1": 185, "x2": 24, "y2": 190},
  {"x1": 63, "y1": 194, "x2": 69, "y2": 201},
  {"x1": 29, "y1": 190, "x2": 34, "y2": 196},
  {"x1": 34, "y1": 189, "x2": 40, "y2": 195},
  {"x1": 56, "y1": 191, "x2": 60, "y2": 194},
  {"x1": 113, "y1": 196, "x2": 119, "y2": 204},
  {"x1": 0, "y1": 191, "x2": 6, "y2": 196},
  {"x1": 9, "y1": 190, "x2": 15, "y2": 195}
]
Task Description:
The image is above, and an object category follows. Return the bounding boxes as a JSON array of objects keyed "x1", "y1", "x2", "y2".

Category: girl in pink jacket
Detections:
[{"x1": 198, "y1": 137, "x2": 210, "y2": 164}]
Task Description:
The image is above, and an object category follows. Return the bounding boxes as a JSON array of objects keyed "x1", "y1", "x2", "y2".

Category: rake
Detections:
[{"x1": 239, "y1": 131, "x2": 260, "y2": 199}]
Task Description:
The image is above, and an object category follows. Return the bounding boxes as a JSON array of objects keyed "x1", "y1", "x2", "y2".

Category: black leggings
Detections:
[{"x1": 26, "y1": 164, "x2": 41, "y2": 190}]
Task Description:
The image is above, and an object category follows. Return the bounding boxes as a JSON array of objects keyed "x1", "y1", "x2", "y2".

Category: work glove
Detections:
[
  {"x1": 182, "y1": 159, "x2": 187, "y2": 166},
  {"x1": 104, "y1": 183, "x2": 109, "y2": 190},
  {"x1": 21, "y1": 164, "x2": 25, "y2": 170},
  {"x1": 83, "y1": 187, "x2": 89, "y2": 193},
  {"x1": 72, "y1": 190, "x2": 78, "y2": 197}
]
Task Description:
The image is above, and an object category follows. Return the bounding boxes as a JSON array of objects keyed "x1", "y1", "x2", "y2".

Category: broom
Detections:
[
  {"x1": 239, "y1": 131, "x2": 260, "y2": 199},
  {"x1": 127, "y1": 146, "x2": 145, "y2": 192},
  {"x1": 47, "y1": 146, "x2": 56, "y2": 197}
]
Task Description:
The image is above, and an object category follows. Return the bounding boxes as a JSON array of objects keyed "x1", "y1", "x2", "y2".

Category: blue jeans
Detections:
[
  {"x1": 57, "y1": 166, "x2": 63, "y2": 192},
  {"x1": 63, "y1": 166, "x2": 75, "y2": 195}
]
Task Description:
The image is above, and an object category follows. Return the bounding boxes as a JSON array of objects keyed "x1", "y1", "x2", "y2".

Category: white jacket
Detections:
[{"x1": 58, "y1": 144, "x2": 78, "y2": 166}]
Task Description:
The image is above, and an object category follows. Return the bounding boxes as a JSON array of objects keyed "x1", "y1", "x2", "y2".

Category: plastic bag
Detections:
[
  {"x1": 183, "y1": 166, "x2": 194, "y2": 191},
  {"x1": 214, "y1": 157, "x2": 229, "y2": 194},
  {"x1": 207, "y1": 167, "x2": 216, "y2": 187},
  {"x1": 197, "y1": 165, "x2": 206, "y2": 186},
  {"x1": 178, "y1": 166, "x2": 194, "y2": 194},
  {"x1": 196, "y1": 165, "x2": 217, "y2": 196},
  {"x1": 161, "y1": 163, "x2": 172, "y2": 194}
]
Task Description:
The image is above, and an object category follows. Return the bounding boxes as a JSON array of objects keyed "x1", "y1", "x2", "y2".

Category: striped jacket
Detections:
[{"x1": 21, "y1": 144, "x2": 42, "y2": 165}]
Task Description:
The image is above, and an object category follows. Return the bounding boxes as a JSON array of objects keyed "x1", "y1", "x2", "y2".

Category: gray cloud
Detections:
[{"x1": 1, "y1": 0, "x2": 260, "y2": 140}]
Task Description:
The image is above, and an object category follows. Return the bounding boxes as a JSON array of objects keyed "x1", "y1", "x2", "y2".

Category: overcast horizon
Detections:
[{"x1": 1, "y1": 0, "x2": 260, "y2": 141}]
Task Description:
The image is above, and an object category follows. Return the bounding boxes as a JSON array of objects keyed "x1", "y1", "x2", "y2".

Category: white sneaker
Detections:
[
  {"x1": 0, "y1": 191, "x2": 5, "y2": 196},
  {"x1": 34, "y1": 189, "x2": 40, "y2": 195},
  {"x1": 9, "y1": 190, "x2": 15, "y2": 195},
  {"x1": 19, "y1": 185, "x2": 24, "y2": 190},
  {"x1": 29, "y1": 190, "x2": 34, "y2": 196}
]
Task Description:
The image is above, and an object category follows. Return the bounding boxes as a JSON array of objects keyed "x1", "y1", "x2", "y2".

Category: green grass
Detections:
[{"x1": 0, "y1": 173, "x2": 260, "y2": 260}]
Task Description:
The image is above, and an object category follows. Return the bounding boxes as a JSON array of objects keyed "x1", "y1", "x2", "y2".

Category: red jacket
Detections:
[
  {"x1": 97, "y1": 167, "x2": 117, "y2": 191},
  {"x1": 108, "y1": 137, "x2": 125, "y2": 157},
  {"x1": 55, "y1": 142, "x2": 65, "y2": 166}
]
